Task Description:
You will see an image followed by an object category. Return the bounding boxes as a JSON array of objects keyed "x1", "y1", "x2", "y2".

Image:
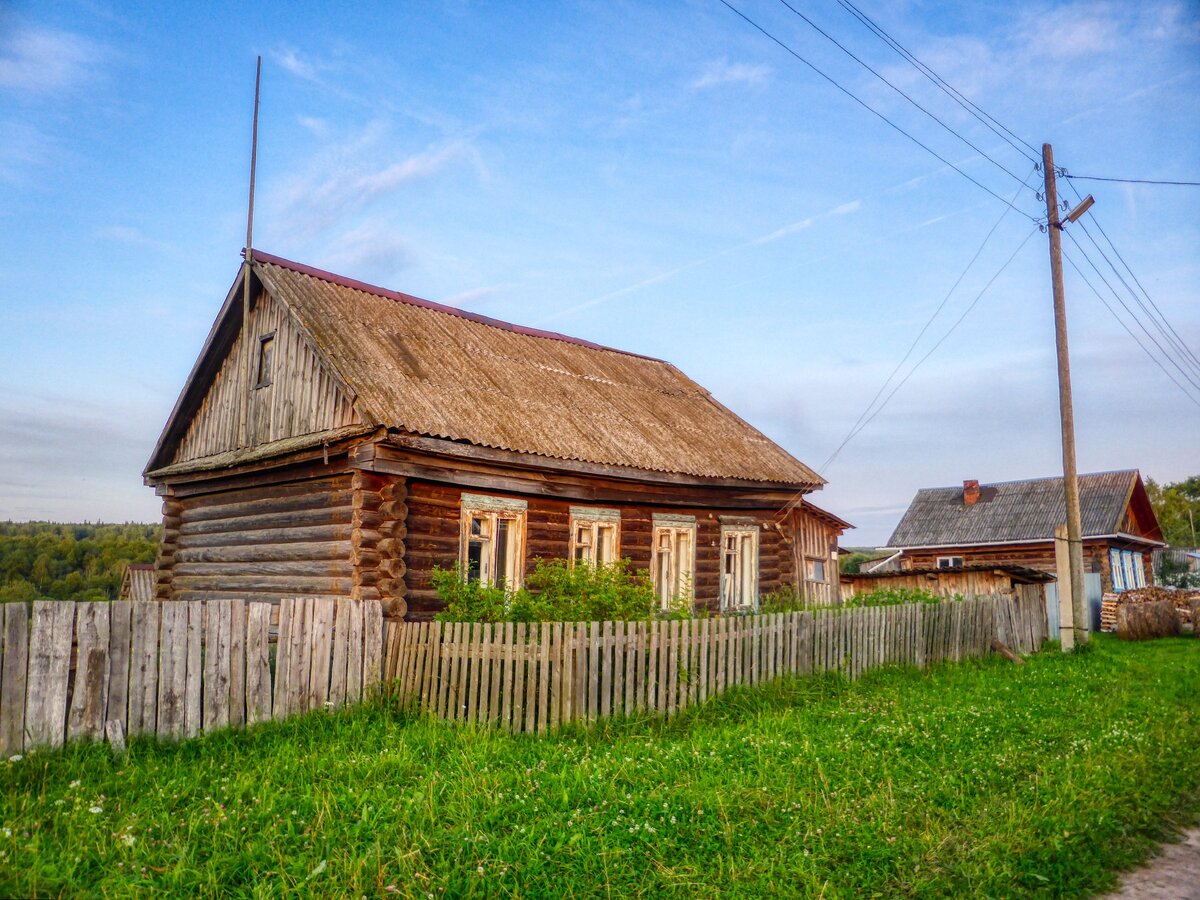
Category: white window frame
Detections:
[
  {"x1": 720, "y1": 522, "x2": 759, "y2": 613},
  {"x1": 1110, "y1": 548, "x2": 1126, "y2": 591},
  {"x1": 569, "y1": 506, "x2": 620, "y2": 567},
  {"x1": 936, "y1": 556, "x2": 964, "y2": 569},
  {"x1": 1109, "y1": 548, "x2": 1146, "y2": 592},
  {"x1": 652, "y1": 514, "x2": 696, "y2": 611},
  {"x1": 460, "y1": 493, "x2": 527, "y2": 590}
]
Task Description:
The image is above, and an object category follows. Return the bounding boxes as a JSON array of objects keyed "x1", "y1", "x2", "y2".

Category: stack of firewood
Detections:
[{"x1": 1100, "y1": 586, "x2": 1200, "y2": 632}]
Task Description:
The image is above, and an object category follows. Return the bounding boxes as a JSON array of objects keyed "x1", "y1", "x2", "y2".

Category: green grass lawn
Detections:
[{"x1": 2, "y1": 635, "x2": 1198, "y2": 898}]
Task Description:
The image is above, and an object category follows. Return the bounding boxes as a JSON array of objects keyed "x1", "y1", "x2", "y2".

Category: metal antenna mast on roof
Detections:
[{"x1": 238, "y1": 56, "x2": 262, "y2": 448}]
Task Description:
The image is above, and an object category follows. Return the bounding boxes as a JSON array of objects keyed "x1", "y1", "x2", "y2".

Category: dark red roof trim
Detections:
[{"x1": 247, "y1": 249, "x2": 665, "y2": 363}]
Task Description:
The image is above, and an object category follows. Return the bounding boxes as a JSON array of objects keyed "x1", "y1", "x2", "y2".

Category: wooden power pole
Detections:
[
  {"x1": 237, "y1": 57, "x2": 262, "y2": 450},
  {"x1": 1042, "y1": 142, "x2": 1089, "y2": 646}
]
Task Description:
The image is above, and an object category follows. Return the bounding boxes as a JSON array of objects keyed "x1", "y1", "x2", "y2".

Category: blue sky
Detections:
[{"x1": 1, "y1": 0, "x2": 1198, "y2": 544}]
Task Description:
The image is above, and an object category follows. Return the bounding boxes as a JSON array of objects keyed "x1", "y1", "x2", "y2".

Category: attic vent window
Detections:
[
  {"x1": 255, "y1": 333, "x2": 276, "y2": 388},
  {"x1": 936, "y1": 556, "x2": 964, "y2": 569}
]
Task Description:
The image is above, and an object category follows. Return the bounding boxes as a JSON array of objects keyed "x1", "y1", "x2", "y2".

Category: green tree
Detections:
[{"x1": 1146, "y1": 477, "x2": 1200, "y2": 547}]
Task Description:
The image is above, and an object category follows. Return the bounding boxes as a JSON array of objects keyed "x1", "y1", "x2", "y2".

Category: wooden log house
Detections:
[
  {"x1": 885, "y1": 470, "x2": 1164, "y2": 593},
  {"x1": 144, "y1": 252, "x2": 850, "y2": 619}
]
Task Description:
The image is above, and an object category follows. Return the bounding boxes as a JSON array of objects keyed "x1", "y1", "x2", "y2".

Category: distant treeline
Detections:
[{"x1": 0, "y1": 522, "x2": 161, "y2": 603}]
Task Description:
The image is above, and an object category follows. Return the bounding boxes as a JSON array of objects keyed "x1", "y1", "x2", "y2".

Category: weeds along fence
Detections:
[
  {"x1": 0, "y1": 598, "x2": 383, "y2": 755},
  {"x1": 382, "y1": 592, "x2": 1048, "y2": 735}
]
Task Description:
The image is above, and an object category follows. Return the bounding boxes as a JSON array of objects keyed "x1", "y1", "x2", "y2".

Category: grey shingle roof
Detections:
[{"x1": 887, "y1": 470, "x2": 1140, "y2": 548}]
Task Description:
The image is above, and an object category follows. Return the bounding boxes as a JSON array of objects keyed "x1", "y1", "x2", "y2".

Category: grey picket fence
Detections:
[
  {"x1": 382, "y1": 593, "x2": 1048, "y2": 734},
  {"x1": 0, "y1": 597, "x2": 383, "y2": 755}
]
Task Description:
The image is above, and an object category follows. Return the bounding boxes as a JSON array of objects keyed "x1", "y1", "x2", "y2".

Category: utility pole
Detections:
[
  {"x1": 237, "y1": 57, "x2": 262, "y2": 450},
  {"x1": 1042, "y1": 142, "x2": 1089, "y2": 646}
]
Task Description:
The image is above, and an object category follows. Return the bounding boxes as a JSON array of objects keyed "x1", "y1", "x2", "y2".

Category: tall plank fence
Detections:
[
  {"x1": 382, "y1": 592, "x2": 1048, "y2": 734},
  {"x1": 1, "y1": 592, "x2": 1046, "y2": 753},
  {"x1": 0, "y1": 598, "x2": 382, "y2": 755}
]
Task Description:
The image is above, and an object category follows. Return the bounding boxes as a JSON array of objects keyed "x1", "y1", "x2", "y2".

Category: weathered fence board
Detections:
[
  {"x1": 25, "y1": 602, "x2": 76, "y2": 749},
  {"x1": 1, "y1": 603, "x2": 31, "y2": 754}
]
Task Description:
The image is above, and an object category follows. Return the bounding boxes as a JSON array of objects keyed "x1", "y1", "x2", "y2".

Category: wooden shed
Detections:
[
  {"x1": 886, "y1": 471, "x2": 1164, "y2": 593},
  {"x1": 144, "y1": 252, "x2": 850, "y2": 618},
  {"x1": 840, "y1": 563, "x2": 1054, "y2": 603}
]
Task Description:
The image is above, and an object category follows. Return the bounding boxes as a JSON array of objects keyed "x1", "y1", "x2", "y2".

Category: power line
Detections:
[
  {"x1": 1074, "y1": 216, "x2": 1200, "y2": 380},
  {"x1": 1062, "y1": 246, "x2": 1200, "y2": 410},
  {"x1": 1064, "y1": 174, "x2": 1200, "y2": 187},
  {"x1": 833, "y1": 0, "x2": 1040, "y2": 164},
  {"x1": 1061, "y1": 179, "x2": 1200, "y2": 375},
  {"x1": 818, "y1": 225, "x2": 1038, "y2": 475},
  {"x1": 827, "y1": 165, "x2": 1038, "y2": 474},
  {"x1": 772, "y1": 0, "x2": 1031, "y2": 187},
  {"x1": 1062, "y1": 230, "x2": 1200, "y2": 394},
  {"x1": 716, "y1": 0, "x2": 1040, "y2": 223}
]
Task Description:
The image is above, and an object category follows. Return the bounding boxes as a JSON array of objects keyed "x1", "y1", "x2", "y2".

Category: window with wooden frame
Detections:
[
  {"x1": 806, "y1": 558, "x2": 827, "y2": 583},
  {"x1": 936, "y1": 556, "x2": 964, "y2": 569},
  {"x1": 254, "y1": 332, "x2": 276, "y2": 388},
  {"x1": 651, "y1": 514, "x2": 696, "y2": 610},
  {"x1": 720, "y1": 520, "x2": 759, "y2": 612},
  {"x1": 1110, "y1": 548, "x2": 1145, "y2": 592},
  {"x1": 569, "y1": 506, "x2": 620, "y2": 567},
  {"x1": 460, "y1": 494, "x2": 527, "y2": 589}
]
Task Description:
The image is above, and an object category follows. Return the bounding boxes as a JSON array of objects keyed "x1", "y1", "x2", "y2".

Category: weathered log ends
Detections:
[
  {"x1": 352, "y1": 471, "x2": 407, "y2": 616},
  {"x1": 154, "y1": 496, "x2": 183, "y2": 601}
]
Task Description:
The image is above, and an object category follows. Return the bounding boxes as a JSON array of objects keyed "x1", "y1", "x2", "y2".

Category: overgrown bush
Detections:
[
  {"x1": 433, "y1": 558, "x2": 661, "y2": 623},
  {"x1": 846, "y1": 586, "x2": 952, "y2": 608}
]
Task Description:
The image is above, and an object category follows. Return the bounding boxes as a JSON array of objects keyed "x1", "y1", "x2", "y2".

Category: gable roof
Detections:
[
  {"x1": 148, "y1": 252, "x2": 823, "y2": 487},
  {"x1": 887, "y1": 470, "x2": 1163, "y2": 548}
]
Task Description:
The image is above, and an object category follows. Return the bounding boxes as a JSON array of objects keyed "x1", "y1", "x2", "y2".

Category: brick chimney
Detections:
[{"x1": 963, "y1": 479, "x2": 981, "y2": 506}]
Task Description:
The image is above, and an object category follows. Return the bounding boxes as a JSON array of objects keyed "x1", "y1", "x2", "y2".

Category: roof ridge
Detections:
[
  {"x1": 248, "y1": 249, "x2": 667, "y2": 364},
  {"x1": 918, "y1": 469, "x2": 1137, "y2": 492}
]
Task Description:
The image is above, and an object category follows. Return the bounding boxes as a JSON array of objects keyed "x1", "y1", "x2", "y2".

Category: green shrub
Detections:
[
  {"x1": 845, "y1": 586, "x2": 956, "y2": 608},
  {"x1": 430, "y1": 566, "x2": 510, "y2": 622},
  {"x1": 433, "y1": 558, "x2": 659, "y2": 623}
]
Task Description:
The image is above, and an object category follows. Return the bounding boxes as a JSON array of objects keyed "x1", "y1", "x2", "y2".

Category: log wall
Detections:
[
  {"x1": 173, "y1": 289, "x2": 360, "y2": 463},
  {"x1": 165, "y1": 473, "x2": 356, "y2": 603}
]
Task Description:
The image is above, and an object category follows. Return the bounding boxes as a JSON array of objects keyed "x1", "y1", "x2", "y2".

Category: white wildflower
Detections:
[
  {"x1": 89, "y1": 806, "x2": 102, "y2": 814},
  {"x1": 7, "y1": 755, "x2": 21, "y2": 763}
]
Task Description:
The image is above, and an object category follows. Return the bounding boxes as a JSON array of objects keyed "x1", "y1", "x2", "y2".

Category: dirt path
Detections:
[{"x1": 1102, "y1": 828, "x2": 1200, "y2": 899}]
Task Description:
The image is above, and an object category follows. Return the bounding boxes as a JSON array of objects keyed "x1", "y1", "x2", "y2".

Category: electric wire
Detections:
[
  {"x1": 773, "y1": 0, "x2": 1031, "y2": 187},
  {"x1": 1062, "y1": 230, "x2": 1200, "y2": 394},
  {"x1": 833, "y1": 0, "x2": 1040, "y2": 163},
  {"x1": 1074, "y1": 216, "x2": 1200, "y2": 380},
  {"x1": 716, "y1": 0, "x2": 1040, "y2": 223},
  {"x1": 1062, "y1": 247, "x2": 1200, "y2": 410},
  {"x1": 820, "y1": 226, "x2": 1039, "y2": 472},
  {"x1": 1065, "y1": 177, "x2": 1195, "y2": 374},
  {"x1": 775, "y1": 223, "x2": 1039, "y2": 520},
  {"x1": 1064, "y1": 174, "x2": 1200, "y2": 187},
  {"x1": 824, "y1": 165, "x2": 1038, "y2": 482}
]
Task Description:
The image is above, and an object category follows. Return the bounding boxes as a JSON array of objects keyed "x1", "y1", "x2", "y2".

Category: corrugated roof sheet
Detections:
[
  {"x1": 253, "y1": 253, "x2": 822, "y2": 486},
  {"x1": 887, "y1": 470, "x2": 1140, "y2": 547}
]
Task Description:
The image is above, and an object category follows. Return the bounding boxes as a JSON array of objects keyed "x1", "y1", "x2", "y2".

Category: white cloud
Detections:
[
  {"x1": 273, "y1": 45, "x2": 320, "y2": 81},
  {"x1": 0, "y1": 25, "x2": 101, "y2": 94},
  {"x1": 690, "y1": 59, "x2": 770, "y2": 90},
  {"x1": 94, "y1": 225, "x2": 169, "y2": 251},
  {"x1": 320, "y1": 220, "x2": 417, "y2": 280},
  {"x1": 272, "y1": 128, "x2": 473, "y2": 240}
]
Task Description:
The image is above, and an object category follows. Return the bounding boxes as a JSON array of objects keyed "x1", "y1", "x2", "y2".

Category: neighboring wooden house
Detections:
[
  {"x1": 144, "y1": 252, "x2": 850, "y2": 618},
  {"x1": 118, "y1": 564, "x2": 155, "y2": 602},
  {"x1": 886, "y1": 470, "x2": 1164, "y2": 593},
  {"x1": 840, "y1": 563, "x2": 1054, "y2": 603}
]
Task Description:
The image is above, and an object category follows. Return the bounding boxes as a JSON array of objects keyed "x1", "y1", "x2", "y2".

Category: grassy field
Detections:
[{"x1": 2, "y1": 635, "x2": 1198, "y2": 898}]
